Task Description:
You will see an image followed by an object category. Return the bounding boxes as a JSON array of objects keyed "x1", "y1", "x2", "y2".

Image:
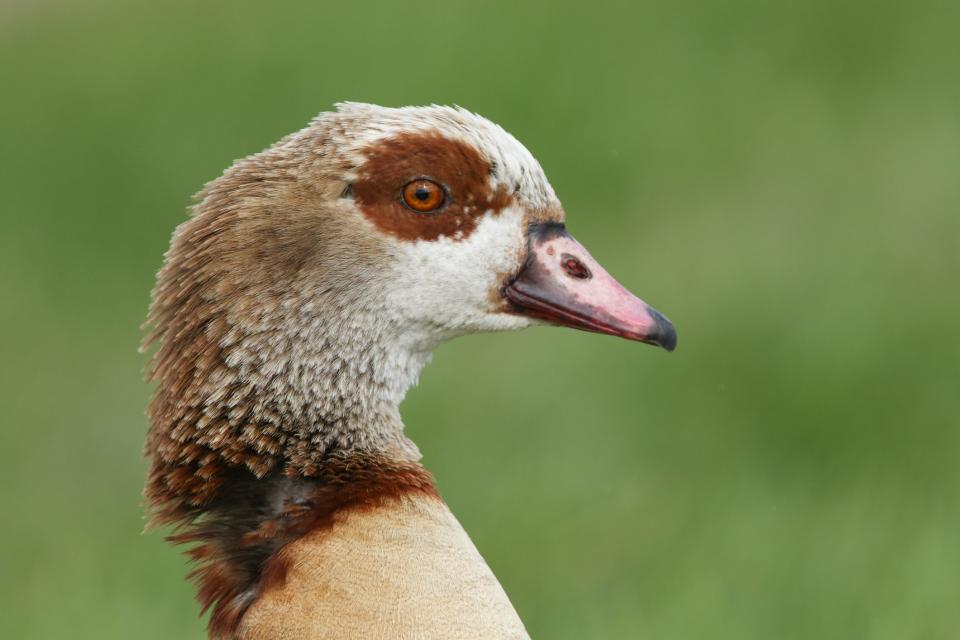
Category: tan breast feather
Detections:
[{"x1": 240, "y1": 493, "x2": 530, "y2": 640}]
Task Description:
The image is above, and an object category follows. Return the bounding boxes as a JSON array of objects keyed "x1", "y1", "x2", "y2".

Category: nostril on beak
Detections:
[{"x1": 560, "y1": 253, "x2": 591, "y2": 280}]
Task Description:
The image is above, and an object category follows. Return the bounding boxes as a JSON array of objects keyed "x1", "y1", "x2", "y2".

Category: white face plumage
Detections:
[{"x1": 323, "y1": 103, "x2": 565, "y2": 349}]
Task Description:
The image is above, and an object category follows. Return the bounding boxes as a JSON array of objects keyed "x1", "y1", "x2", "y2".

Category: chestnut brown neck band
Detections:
[{"x1": 157, "y1": 452, "x2": 438, "y2": 639}]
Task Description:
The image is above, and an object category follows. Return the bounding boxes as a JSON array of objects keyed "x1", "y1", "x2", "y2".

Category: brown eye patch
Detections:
[
  {"x1": 352, "y1": 132, "x2": 513, "y2": 242},
  {"x1": 402, "y1": 179, "x2": 446, "y2": 212}
]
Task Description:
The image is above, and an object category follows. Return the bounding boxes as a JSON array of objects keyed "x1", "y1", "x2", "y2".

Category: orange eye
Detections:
[{"x1": 401, "y1": 179, "x2": 446, "y2": 212}]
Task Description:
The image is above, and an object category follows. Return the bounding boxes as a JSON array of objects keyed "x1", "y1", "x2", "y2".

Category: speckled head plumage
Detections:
[
  {"x1": 144, "y1": 104, "x2": 568, "y2": 508},
  {"x1": 143, "y1": 103, "x2": 676, "y2": 638}
]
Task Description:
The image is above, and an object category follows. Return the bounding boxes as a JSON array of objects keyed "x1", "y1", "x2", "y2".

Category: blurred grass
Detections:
[{"x1": 1, "y1": 0, "x2": 959, "y2": 637}]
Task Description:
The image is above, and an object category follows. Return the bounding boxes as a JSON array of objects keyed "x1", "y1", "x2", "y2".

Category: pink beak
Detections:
[{"x1": 503, "y1": 223, "x2": 677, "y2": 351}]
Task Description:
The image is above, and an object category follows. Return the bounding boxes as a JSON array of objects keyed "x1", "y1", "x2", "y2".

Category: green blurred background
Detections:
[{"x1": 2, "y1": 0, "x2": 958, "y2": 637}]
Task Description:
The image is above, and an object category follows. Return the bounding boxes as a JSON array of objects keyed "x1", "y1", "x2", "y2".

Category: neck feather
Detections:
[
  {"x1": 145, "y1": 294, "x2": 435, "y2": 517},
  {"x1": 145, "y1": 300, "x2": 441, "y2": 637},
  {"x1": 144, "y1": 141, "x2": 450, "y2": 639}
]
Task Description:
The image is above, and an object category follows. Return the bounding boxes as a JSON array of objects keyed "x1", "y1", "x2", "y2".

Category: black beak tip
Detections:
[{"x1": 647, "y1": 307, "x2": 677, "y2": 352}]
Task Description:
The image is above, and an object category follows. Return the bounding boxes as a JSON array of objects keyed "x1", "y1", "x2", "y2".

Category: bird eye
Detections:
[{"x1": 401, "y1": 179, "x2": 446, "y2": 213}]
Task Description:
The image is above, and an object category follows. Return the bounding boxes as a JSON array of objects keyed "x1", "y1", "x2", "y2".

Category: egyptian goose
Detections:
[{"x1": 144, "y1": 102, "x2": 676, "y2": 639}]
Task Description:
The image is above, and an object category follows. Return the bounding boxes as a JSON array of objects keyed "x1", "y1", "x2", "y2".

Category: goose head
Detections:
[{"x1": 146, "y1": 102, "x2": 675, "y2": 490}]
